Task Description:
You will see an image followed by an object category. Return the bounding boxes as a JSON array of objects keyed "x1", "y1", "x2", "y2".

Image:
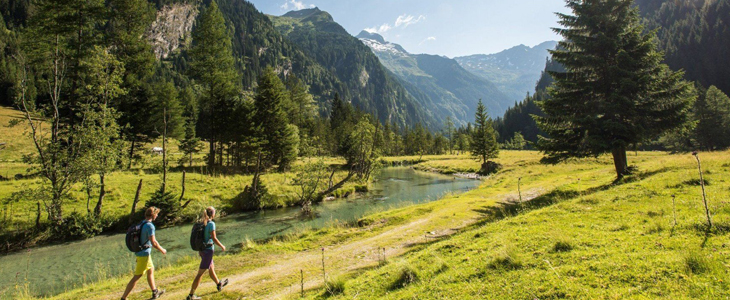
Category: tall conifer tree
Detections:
[
  {"x1": 190, "y1": 0, "x2": 239, "y2": 168},
  {"x1": 537, "y1": 0, "x2": 692, "y2": 178},
  {"x1": 470, "y1": 99, "x2": 499, "y2": 165}
]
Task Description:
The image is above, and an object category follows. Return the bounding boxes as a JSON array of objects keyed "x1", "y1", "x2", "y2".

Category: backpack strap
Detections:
[{"x1": 139, "y1": 220, "x2": 152, "y2": 248}]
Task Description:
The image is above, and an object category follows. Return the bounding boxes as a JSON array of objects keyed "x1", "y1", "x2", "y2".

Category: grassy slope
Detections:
[
  {"x1": 321, "y1": 152, "x2": 730, "y2": 300},
  {"x1": 17, "y1": 149, "x2": 728, "y2": 300}
]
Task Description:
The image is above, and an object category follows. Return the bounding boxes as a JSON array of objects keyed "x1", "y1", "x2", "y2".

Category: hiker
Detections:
[
  {"x1": 122, "y1": 207, "x2": 167, "y2": 300},
  {"x1": 187, "y1": 207, "x2": 228, "y2": 300}
]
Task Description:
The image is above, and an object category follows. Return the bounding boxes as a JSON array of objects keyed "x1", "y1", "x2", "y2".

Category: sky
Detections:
[{"x1": 245, "y1": 0, "x2": 572, "y2": 58}]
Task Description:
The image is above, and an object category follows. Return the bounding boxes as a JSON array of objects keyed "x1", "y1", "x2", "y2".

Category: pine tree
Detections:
[
  {"x1": 695, "y1": 86, "x2": 730, "y2": 150},
  {"x1": 253, "y1": 67, "x2": 291, "y2": 169},
  {"x1": 470, "y1": 99, "x2": 499, "y2": 165},
  {"x1": 150, "y1": 81, "x2": 183, "y2": 193},
  {"x1": 537, "y1": 0, "x2": 693, "y2": 178},
  {"x1": 106, "y1": 0, "x2": 158, "y2": 168},
  {"x1": 190, "y1": 0, "x2": 239, "y2": 168}
]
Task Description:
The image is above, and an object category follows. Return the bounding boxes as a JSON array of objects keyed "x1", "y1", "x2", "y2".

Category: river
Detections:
[{"x1": 0, "y1": 167, "x2": 480, "y2": 298}]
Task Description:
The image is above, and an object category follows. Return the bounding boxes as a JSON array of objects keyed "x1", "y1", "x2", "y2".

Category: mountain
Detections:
[
  {"x1": 455, "y1": 41, "x2": 557, "y2": 102},
  {"x1": 357, "y1": 31, "x2": 511, "y2": 124},
  {"x1": 269, "y1": 8, "x2": 436, "y2": 128},
  {"x1": 634, "y1": 0, "x2": 730, "y2": 95}
]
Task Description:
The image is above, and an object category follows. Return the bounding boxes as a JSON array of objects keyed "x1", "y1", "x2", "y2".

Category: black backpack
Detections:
[
  {"x1": 190, "y1": 222, "x2": 211, "y2": 251},
  {"x1": 125, "y1": 220, "x2": 151, "y2": 252}
]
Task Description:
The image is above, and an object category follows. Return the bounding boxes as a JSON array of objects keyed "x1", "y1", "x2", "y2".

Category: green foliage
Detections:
[
  {"x1": 293, "y1": 160, "x2": 328, "y2": 205},
  {"x1": 503, "y1": 132, "x2": 527, "y2": 150},
  {"x1": 253, "y1": 67, "x2": 293, "y2": 169},
  {"x1": 235, "y1": 177, "x2": 269, "y2": 212},
  {"x1": 537, "y1": 0, "x2": 693, "y2": 177},
  {"x1": 145, "y1": 185, "x2": 181, "y2": 225},
  {"x1": 189, "y1": 0, "x2": 239, "y2": 168},
  {"x1": 470, "y1": 100, "x2": 499, "y2": 164},
  {"x1": 56, "y1": 212, "x2": 109, "y2": 239},
  {"x1": 695, "y1": 86, "x2": 730, "y2": 150},
  {"x1": 636, "y1": 0, "x2": 730, "y2": 96}
]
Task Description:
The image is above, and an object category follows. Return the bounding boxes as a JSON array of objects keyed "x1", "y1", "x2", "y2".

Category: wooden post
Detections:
[
  {"x1": 129, "y1": 179, "x2": 143, "y2": 223},
  {"x1": 181, "y1": 171, "x2": 193, "y2": 208},
  {"x1": 300, "y1": 269, "x2": 304, "y2": 298},
  {"x1": 693, "y1": 152, "x2": 712, "y2": 229}
]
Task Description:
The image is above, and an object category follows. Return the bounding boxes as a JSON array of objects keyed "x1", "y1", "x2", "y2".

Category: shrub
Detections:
[
  {"x1": 389, "y1": 263, "x2": 419, "y2": 290},
  {"x1": 233, "y1": 179, "x2": 269, "y2": 212},
  {"x1": 354, "y1": 184, "x2": 369, "y2": 193},
  {"x1": 145, "y1": 185, "x2": 182, "y2": 225},
  {"x1": 57, "y1": 212, "x2": 109, "y2": 239}
]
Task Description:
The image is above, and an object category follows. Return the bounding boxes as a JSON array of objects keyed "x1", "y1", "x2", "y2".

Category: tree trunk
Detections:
[
  {"x1": 162, "y1": 108, "x2": 168, "y2": 195},
  {"x1": 128, "y1": 137, "x2": 136, "y2": 169},
  {"x1": 181, "y1": 171, "x2": 193, "y2": 209},
  {"x1": 35, "y1": 201, "x2": 41, "y2": 229},
  {"x1": 208, "y1": 140, "x2": 216, "y2": 170},
  {"x1": 611, "y1": 146, "x2": 629, "y2": 179},
  {"x1": 129, "y1": 179, "x2": 143, "y2": 223},
  {"x1": 94, "y1": 173, "x2": 105, "y2": 216}
]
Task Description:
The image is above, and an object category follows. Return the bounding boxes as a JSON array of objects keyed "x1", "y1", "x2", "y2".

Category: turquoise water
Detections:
[{"x1": 0, "y1": 167, "x2": 480, "y2": 298}]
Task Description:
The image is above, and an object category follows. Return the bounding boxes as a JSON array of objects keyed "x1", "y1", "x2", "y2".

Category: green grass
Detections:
[{"x1": 5, "y1": 107, "x2": 730, "y2": 300}]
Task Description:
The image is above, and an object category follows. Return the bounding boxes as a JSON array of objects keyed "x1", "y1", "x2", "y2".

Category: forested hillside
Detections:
[
  {"x1": 635, "y1": 0, "x2": 730, "y2": 95},
  {"x1": 0, "y1": 0, "x2": 435, "y2": 129},
  {"x1": 269, "y1": 8, "x2": 435, "y2": 128}
]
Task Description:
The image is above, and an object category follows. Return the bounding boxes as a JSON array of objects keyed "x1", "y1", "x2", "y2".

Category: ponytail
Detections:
[{"x1": 201, "y1": 206, "x2": 215, "y2": 225}]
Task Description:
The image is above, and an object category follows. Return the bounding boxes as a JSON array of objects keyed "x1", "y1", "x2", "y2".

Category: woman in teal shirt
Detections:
[{"x1": 186, "y1": 207, "x2": 228, "y2": 300}]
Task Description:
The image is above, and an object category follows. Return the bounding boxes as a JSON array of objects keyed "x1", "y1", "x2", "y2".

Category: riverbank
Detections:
[{"x1": 24, "y1": 150, "x2": 730, "y2": 299}]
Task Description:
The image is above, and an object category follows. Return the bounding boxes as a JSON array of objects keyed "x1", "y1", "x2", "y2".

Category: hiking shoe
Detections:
[
  {"x1": 186, "y1": 295, "x2": 201, "y2": 300},
  {"x1": 217, "y1": 278, "x2": 229, "y2": 292},
  {"x1": 151, "y1": 289, "x2": 165, "y2": 299}
]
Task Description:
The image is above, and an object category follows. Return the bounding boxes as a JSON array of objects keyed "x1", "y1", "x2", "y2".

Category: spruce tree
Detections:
[
  {"x1": 695, "y1": 86, "x2": 730, "y2": 150},
  {"x1": 470, "y1": 99, "x2": 499, "y2": 166},
  {"x1": 253, "y1": 67, "x2": 291, "y2": 169},
  {"x1": 190, "y1": 0, "x2": 239, "y2": 168},
  {"x1": 537, "y1": 0, "x2": 693, "y2": 178}
]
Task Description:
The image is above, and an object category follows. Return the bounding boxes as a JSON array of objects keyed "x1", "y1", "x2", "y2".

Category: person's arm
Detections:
[
  {"x1": 211, "y1": 230, "x2": 225, "y2": 252},
  {"x1": 150, "y1": 234, "x2": 167, "y2": 255}
]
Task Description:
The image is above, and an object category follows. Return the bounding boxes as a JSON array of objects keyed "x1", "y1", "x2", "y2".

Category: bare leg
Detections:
[
  {"x1": 122, "y1": 275, "x2": 142, "y2": 299},
  {"x1": 146, "y1": 267, "x2": 157, "y2": 291},
  {"x1": 188, "y1": 269, "x2": 207, "y2": 295},
  {"x1": 208, "y1": 262, "x2": 220, "y2": 285}
]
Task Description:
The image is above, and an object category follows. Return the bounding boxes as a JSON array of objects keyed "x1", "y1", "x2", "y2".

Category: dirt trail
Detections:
[{"x1": 96, "y1": 188, "x2": 546, "y2": 300}]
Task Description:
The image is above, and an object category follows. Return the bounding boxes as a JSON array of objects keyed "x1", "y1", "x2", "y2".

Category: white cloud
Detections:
[
  {"x1": 364, "y1": 13, "x2": 426, "y2": 34},
  {"x1": 280, "y1": 0, "x2": 315, "y2": 11},
  {"x1": 365, "y1": 24, "x2": 392, "y2": 34},
  {"x1": 395, "y1": 14, "x2": 426, "y2": 28},
  {"x1": 419, "y1": 36, "x2": 436, "y2": 45}
]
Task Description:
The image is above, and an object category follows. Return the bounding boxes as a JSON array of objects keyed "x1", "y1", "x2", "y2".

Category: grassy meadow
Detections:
[{"x1": 4, "y1": 144, "x2": 724, "y2": 299}]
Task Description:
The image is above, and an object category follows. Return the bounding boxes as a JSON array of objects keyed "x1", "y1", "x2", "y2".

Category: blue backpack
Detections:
[{"x1": 125, "y1": 220, "x2": 152, "y2": 252}]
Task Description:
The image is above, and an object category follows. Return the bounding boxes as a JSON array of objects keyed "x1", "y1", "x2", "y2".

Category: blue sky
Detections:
[{"x1": 245, "y1": 0, "x2": 571, "y2": 58}]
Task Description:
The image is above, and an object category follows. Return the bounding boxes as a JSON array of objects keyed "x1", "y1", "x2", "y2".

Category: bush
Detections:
[
  {"x1": 145, "y1": 185, "x2": 182, "y2": 225},
  {"x1": 56, "y1": 212, "x2": 109, "y2": 239},
  {"x1": 233, "y1": 178, "x2": 269, "y2": 211}
]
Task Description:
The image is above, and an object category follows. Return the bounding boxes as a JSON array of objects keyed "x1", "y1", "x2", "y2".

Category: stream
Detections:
[{"x1": 0, "y1": 167, "x2": 480, "y2": 298}]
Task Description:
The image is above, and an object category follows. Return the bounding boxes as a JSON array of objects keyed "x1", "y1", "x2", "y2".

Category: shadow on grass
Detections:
[{"x1": 470, "y1": 166, "x2": 672, "y2": 229}]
